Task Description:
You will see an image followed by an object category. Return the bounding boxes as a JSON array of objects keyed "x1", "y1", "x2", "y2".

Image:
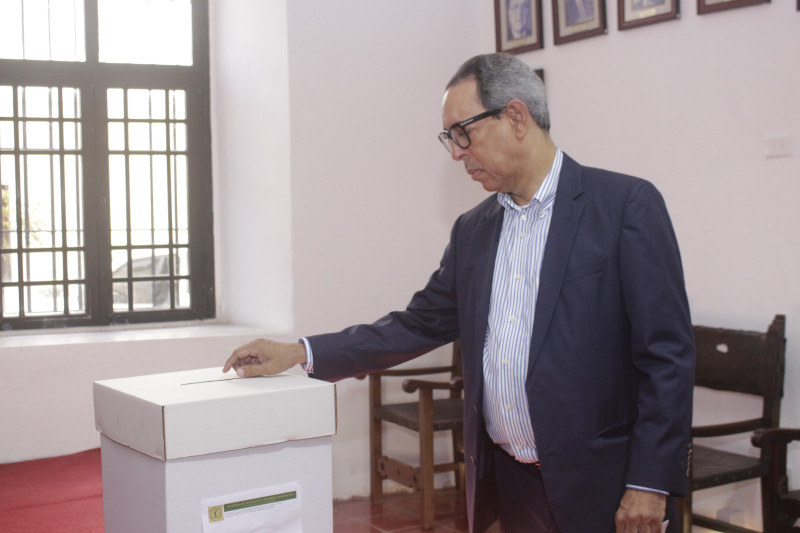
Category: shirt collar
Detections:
[{"x1": 497, "y1": 148, "x2": 563, "y2": 211}]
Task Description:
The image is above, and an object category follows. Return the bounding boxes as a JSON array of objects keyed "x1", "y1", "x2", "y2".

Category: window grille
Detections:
[{"x1": 0, "y1": 0, "x2": 214, "y2": 329}]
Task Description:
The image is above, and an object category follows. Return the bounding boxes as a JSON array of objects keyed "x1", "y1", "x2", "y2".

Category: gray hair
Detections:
[{"x1": 446, "y1": 53, "x2": 550, "y2": 132}]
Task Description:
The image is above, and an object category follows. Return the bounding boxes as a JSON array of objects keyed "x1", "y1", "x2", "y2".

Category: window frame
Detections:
[{"x1": 0, "y1": 0, "x2": 214, "y2": 329}]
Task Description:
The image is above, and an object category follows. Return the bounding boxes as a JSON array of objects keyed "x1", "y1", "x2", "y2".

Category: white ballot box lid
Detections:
[{"x1": 94, "y1": 368, "x2": 336, "y2": 461}]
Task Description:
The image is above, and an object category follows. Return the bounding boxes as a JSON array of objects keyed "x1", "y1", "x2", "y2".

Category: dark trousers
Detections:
[
  {"x1": 489, "y1": 442, "x2": 560, "y2": 533},
  {"x1": 487, "y1": 441, "x2": 681, "y2": 533}
]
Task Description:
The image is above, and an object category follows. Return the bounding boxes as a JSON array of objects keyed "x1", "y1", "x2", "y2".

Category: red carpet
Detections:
[{"x1": 0, "y1": 448, "x2": 104, "y2": 533}]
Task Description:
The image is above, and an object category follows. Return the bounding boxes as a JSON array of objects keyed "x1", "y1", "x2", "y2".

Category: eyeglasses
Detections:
[{"x1": 437, "y1": 108, "x2": 504, "y2": 153}]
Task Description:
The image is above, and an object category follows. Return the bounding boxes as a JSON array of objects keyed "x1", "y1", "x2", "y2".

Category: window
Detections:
[{"x1": 0, "y1": 0, "x2": 214, "y2": 329}]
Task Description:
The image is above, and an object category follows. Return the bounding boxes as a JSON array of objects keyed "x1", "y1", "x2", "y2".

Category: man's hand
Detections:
[
  {"x1": 615, "y1": 488, "x2": 667, "y2": 533},
  {"x1": 223, "y1": 339, "x2": 307, "y2": 377}
]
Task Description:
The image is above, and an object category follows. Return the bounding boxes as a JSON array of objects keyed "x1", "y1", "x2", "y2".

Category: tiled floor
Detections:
[{"x1": 332, "y1": 489, "x2": 471, "y2": 532}]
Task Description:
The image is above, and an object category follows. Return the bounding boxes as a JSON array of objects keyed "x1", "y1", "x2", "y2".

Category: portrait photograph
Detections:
[
  {"x1": 618, "y1": 0, "x2": 679, "y2": 29},
  {"x1": 552, "y1": 0, "x2": 607, "y2": 44},
  {"x1": 495, "y1": 0, "x2": 544, "y2": 53},
  {"x1": 698, "y1": 0, "x2": 768, "y2": 14}
]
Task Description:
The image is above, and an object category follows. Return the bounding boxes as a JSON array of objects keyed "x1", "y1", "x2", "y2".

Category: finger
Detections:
[
  {"x1": 222, "y1": 354, "x2": 236, "y2": 373},
  {"x1": 222, "y1": 351, "x2": 245, "y2": 373},
  {"x1": 223, "y1": 339, "x2": 269, "y2": 372},
  {"x1": 223, "y1": 346, "x2": 261, "y2": 373}
]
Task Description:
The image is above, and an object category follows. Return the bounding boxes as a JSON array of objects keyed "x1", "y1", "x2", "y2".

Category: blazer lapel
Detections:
[
  {"x1": 528, "y1": 155, "x2": 584, "y2": 371},
  {"x1": 464, "y1": 199, "x2": 503, "y2": 376}
]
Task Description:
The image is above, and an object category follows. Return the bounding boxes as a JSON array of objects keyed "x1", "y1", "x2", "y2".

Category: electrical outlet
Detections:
[{"x1": 765, "y1": 136, "x2": 793, "y2": 158}]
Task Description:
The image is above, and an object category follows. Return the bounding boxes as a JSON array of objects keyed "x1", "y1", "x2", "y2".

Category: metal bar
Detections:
[
  {"x1": 71, "y1": 87, "x2": 85, "y2": 311},
  {"x1": 84, "y1": 0, "x2": 98, "y2": 65},
  {"x1": 123, "y1": 89, "x2": 133, "y2": 312},
  {"x1": 46, "y1": 0, "x2": 53, "y2": 60},
  {"x1": 19, "y1": 87, "x2": 33, "y2": 315},
  {"x1": 166, "y1": 90, "x2": 176, "y2": 307},
  {"x1": 57, "y1": 87, "x2": 71, "y2": 314},
  {"x1": 7, "y1": 86, "x2": 23, "y2": 318},
  {"x1": 20, "y1": 0, "x2": 27, "y2": 59},
  {"x1": 48, "y1": 88, "x2": 59, "y2": 313}
]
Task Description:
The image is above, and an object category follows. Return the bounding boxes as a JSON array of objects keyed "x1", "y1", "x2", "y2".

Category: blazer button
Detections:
[{"x1": 471, "y1": 456, "x2": 477, "y2": 465}]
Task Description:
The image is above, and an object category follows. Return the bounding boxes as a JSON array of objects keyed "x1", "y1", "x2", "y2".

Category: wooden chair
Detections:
[
  {"x1": 751, "y1": 428, "x2": 800, "y2": 532},
  {"x1": 368, "y1": 340, "x2": 464, "y2": 530},
  {"x1": 679, "y1": 314, "x2": 787, "y2": 533}
]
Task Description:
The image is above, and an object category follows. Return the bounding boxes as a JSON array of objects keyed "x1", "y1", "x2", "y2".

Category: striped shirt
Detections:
[{"x1": 482, "y1": 149, "x2": 562, "y2": 463}]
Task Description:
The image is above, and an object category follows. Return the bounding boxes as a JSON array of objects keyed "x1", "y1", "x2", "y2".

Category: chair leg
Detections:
[
  {"x1": 678, "y1": 492, "x2": 692, "y2": 533},
  {"x1": 452, "y1": 428, "x2": 465, "y2": 492},
  {"x1": 419, "y1": 389, "x2": 435, "y2": 530},
  {"x1": 760, "y1": 478, "x2": 771, "y2": 533},
  {"x1": 369, "y1": 377, "x2": 384, "y2": 505}
]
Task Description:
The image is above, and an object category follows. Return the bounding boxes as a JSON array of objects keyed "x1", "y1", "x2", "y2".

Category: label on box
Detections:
[{"x1": 201, "y1": 482, "x2": 302, "y2": 532}]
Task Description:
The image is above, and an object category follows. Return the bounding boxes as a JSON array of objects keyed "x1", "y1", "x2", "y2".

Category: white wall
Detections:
[
  {"x1": 212, "y1": 0, "x2": 293, "y2": 330},
  {"x1": 1, "y1": 1, "x2": 798, "y2": 528}
]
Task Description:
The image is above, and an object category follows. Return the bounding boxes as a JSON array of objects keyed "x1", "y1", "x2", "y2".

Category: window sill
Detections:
[{"x1": 0, "y1": 321, "x2": 268, "y2": 349}]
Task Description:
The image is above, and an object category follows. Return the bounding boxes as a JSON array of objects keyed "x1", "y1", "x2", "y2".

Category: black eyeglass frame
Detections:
[{"x1": 438, "y1": 108, "x2": 505, "y2": 152}]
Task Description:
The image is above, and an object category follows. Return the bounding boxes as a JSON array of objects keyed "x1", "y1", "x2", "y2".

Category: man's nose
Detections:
[{"x1": 450, "y1": 143, "x2": 468, "y2": 161}]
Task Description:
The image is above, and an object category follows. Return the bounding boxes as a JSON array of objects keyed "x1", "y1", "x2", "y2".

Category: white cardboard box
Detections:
[{"x1": 94, "y1": 368, "x2": 336, "y2": 533}]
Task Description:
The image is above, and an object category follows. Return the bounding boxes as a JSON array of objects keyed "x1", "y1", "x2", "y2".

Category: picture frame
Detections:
[
  {"x1": 618, "y1": 0, "x2": 680, "y2": 30},
  {"x1": 697, "y1": 0, "x2": 768, "y2": 14},
  {"x1": 552, "y1": 0, "x2": 607, "y2": 45},
  {"x1": 495, "y1": 0, "x2": 544, "y2": 54}
]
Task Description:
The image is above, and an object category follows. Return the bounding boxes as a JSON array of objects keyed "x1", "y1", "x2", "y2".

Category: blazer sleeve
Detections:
[
  {"x1": 619, "y1": 179, "x2": 695, "y2": 494},
  {"x1": 305, "y1": 222, "x2": 463, "y2": 382}
]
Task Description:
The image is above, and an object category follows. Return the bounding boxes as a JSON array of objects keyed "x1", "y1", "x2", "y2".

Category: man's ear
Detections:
[{"x1": 506, "y1": 100, "x2": 530, "y2": 135}]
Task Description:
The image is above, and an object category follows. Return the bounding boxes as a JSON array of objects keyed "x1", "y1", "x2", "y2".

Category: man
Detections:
[{"x1": 223, "y1": 53, "x2": 694, "y2": 533}]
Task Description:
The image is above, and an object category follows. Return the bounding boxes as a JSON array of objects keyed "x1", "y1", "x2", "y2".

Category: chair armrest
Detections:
[
  {"x1": 372, "y1": 365, "x2": 455, "y2": 378},
  {"x1": 402, "y1": 377, "x2": 464, "y2": 394},
  {"x1": 752, "y1": 427, "x2": 800, "y2": 448},
  {"x1": 692, "y1": 418, "x2": 764, "y2": 438}
]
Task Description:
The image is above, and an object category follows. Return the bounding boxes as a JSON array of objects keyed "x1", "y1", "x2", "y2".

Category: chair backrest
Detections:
[
  {"x1": 367, "y1": 340, "x2": 463, "y2": 399},
  {"x1": 693, "y1": 314, "x2": 786, "y2": 436},
  {"x1": 449, "y1": 339, "x2": 463, "y2": 397}
]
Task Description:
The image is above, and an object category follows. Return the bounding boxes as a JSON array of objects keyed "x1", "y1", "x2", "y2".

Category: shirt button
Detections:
[
  {"x1": 508, "y1": 316, "x2": 516, "y2": 323},
  {"x1": 519, "y1": 232, "x2": 527, "y2": 238},
  {"x1": 502, "y1": 359, "x2": 510, "y2": 365},
  {"x1": 513, "y1": 273, "x2": 521, "y2": 281},
  {"x1": 505, "y1": 404, "x2": 513, "y2": 411}
]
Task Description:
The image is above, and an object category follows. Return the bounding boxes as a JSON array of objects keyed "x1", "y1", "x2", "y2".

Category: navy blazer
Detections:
[{"x1": 308, "y1": 153, "x2": 695, "y2": 532}]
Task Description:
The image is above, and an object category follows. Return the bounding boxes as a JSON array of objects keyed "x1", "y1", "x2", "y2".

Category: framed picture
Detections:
[
  {"x1": 495, "y1": 0, "x2": 544, "y2": 54},
  {"x1": 698, "y1": 0, "x2": 768, "y2": 14},
  {"x1": 552, "y1": 0, "x2": 607, "y2": 45},
  {"x1": 618, "y1": 0, "x2": 679, "y2": 30}
]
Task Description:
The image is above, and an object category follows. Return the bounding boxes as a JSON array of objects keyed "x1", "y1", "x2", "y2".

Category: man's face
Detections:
[{"x1": 441, "y1": 80, "x2": 522, "y2": 196}]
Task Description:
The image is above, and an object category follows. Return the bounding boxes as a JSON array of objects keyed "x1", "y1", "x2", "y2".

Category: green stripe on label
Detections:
[{"x1": 224, "y1": 491, "x2": 297, "y2": 512}]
